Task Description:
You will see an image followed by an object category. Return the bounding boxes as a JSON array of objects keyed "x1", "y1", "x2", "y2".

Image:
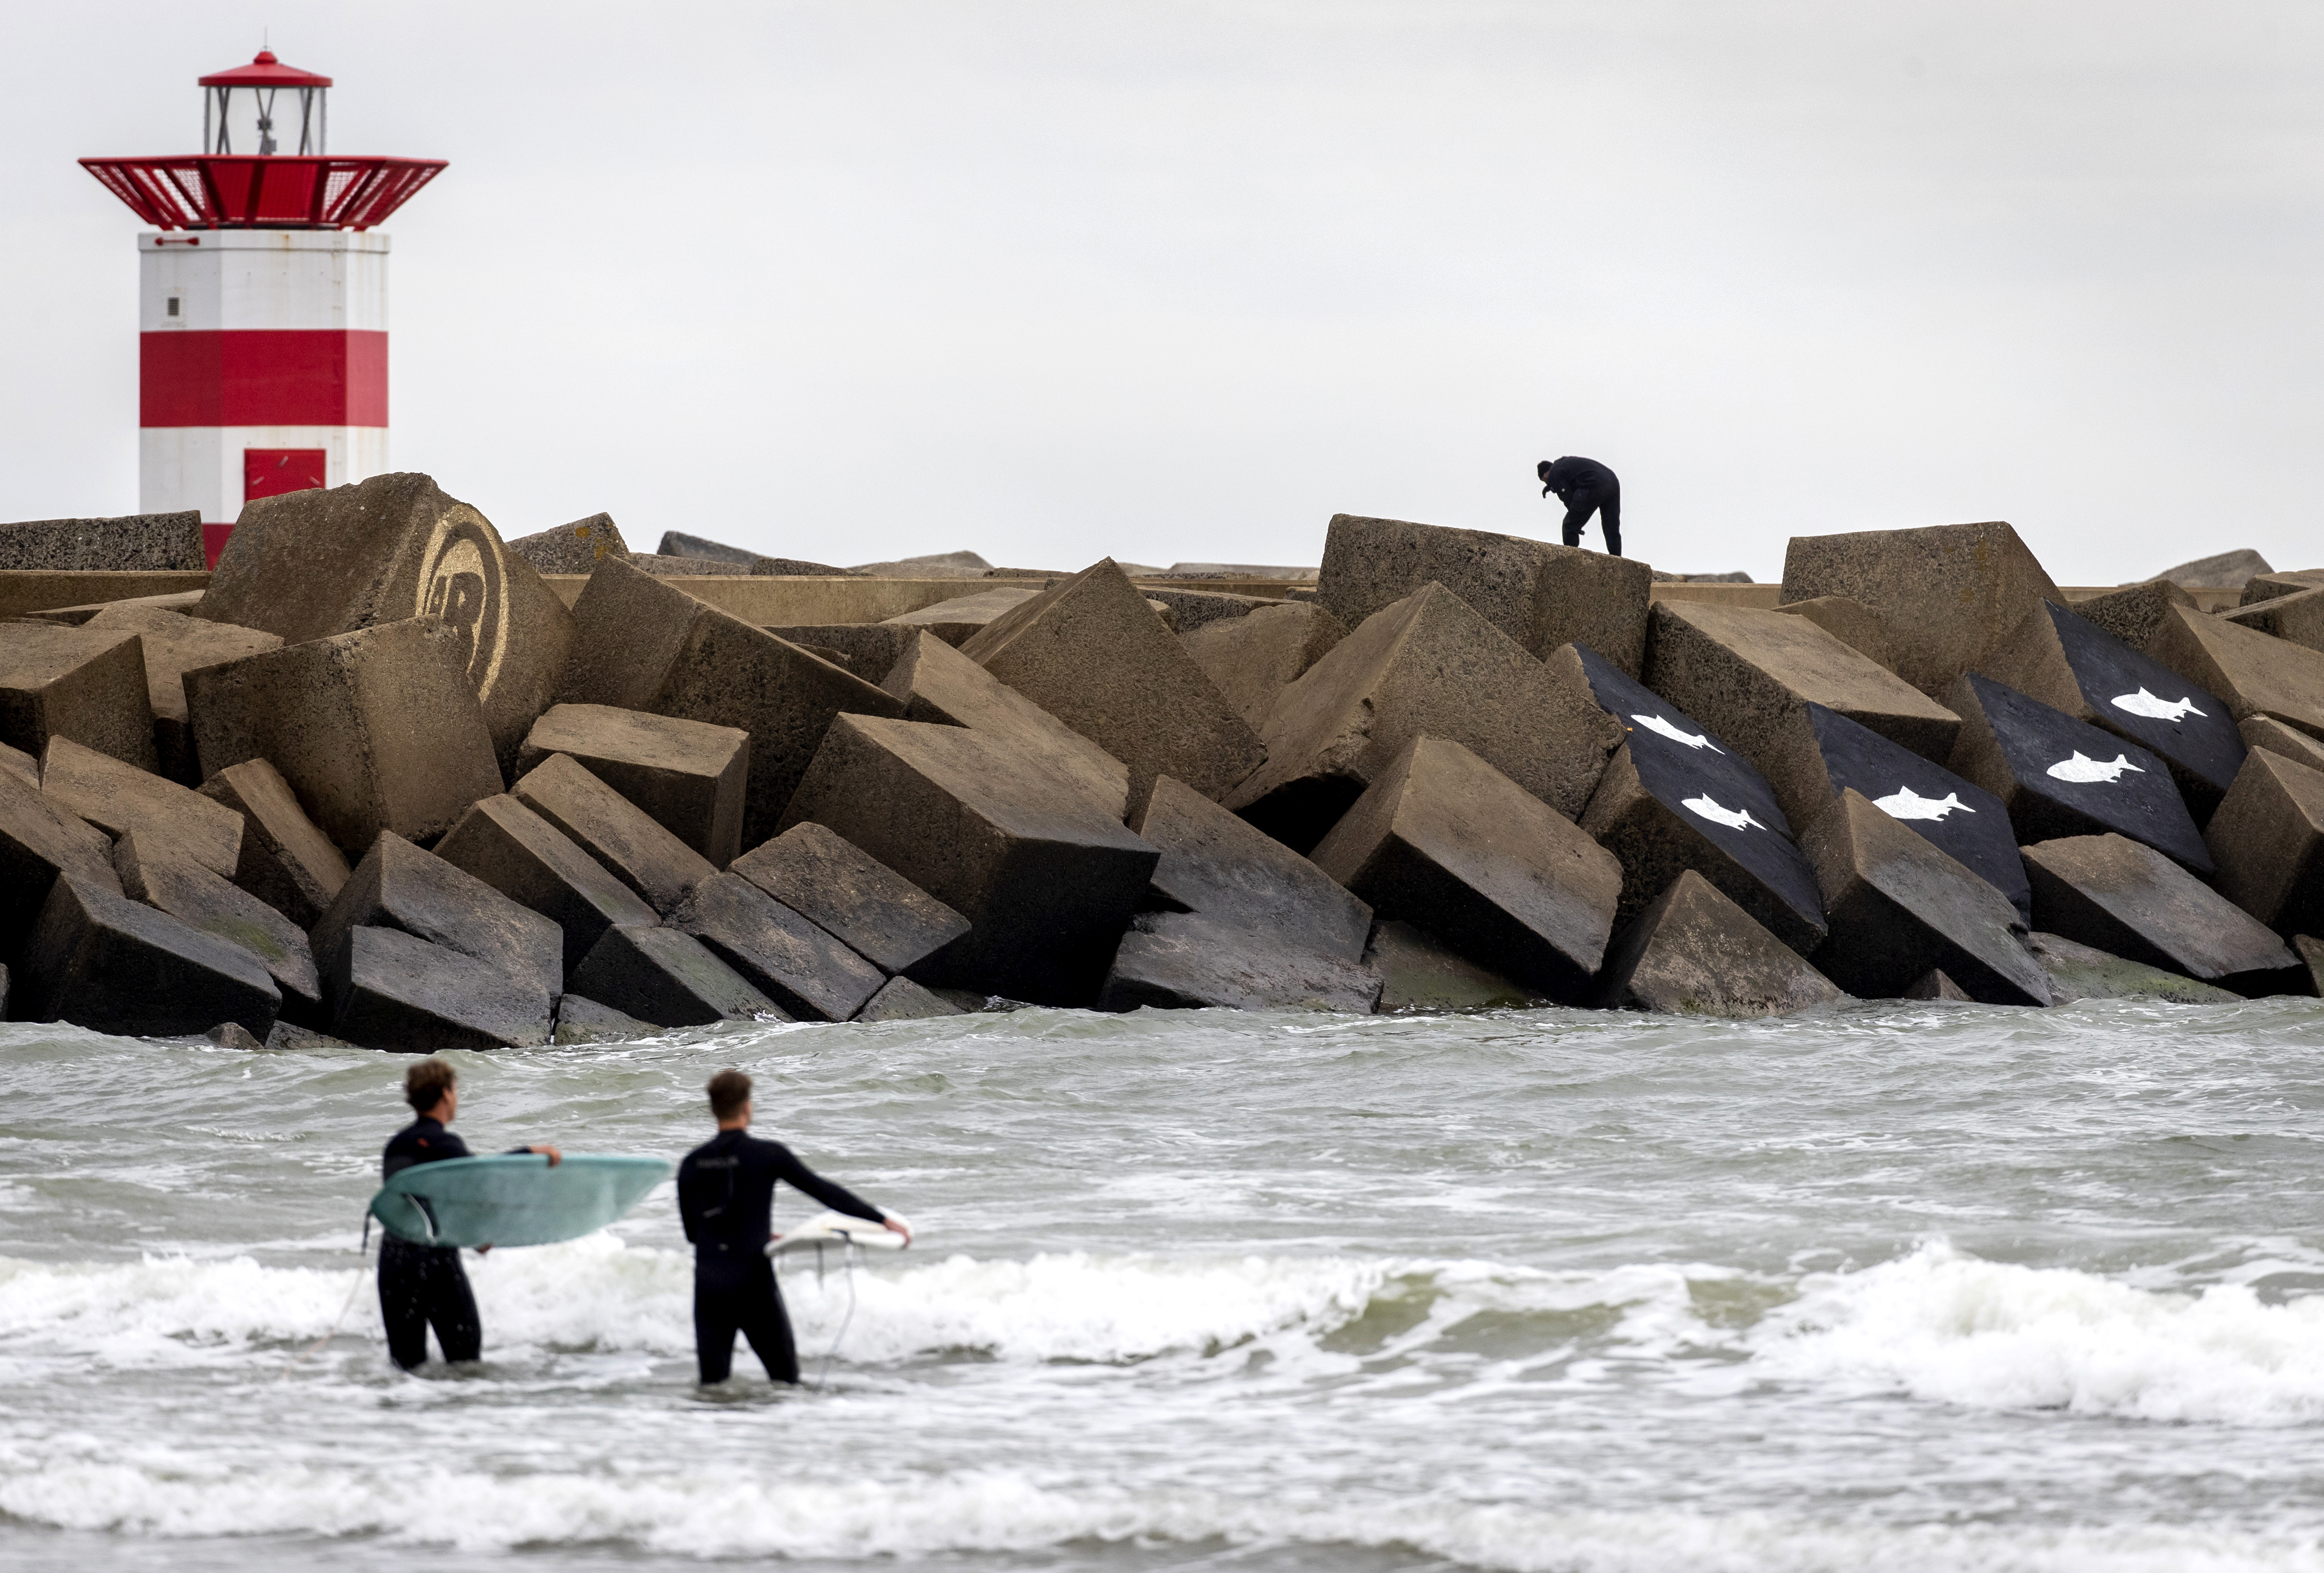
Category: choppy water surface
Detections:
[{"x1": 2, "y1": 997, "x2": 2323, "y2": 1572}]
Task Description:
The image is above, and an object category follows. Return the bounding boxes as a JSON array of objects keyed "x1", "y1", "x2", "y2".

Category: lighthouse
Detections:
[{"x1": 81, "y1": 50, "x2": 446, "y2": 565}]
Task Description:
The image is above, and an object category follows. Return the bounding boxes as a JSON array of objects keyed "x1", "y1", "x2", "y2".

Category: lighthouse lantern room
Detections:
[{"x1": 82, "y1": 50, "x2": 446, "y2": 564}]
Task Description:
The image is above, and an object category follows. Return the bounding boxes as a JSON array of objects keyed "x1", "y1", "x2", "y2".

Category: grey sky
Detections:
[{"x1": 4, "y1": 2, "x2": 2318, "y2": 582}]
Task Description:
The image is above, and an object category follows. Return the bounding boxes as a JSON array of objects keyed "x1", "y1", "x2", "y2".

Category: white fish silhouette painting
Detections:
[
  {"x1": 1631, "y1": 713, "x2": 1721, "y2": 751},
  {"x1": 1874, "y1": 785, "x2": 1974, "y2": 821},
  {"x1": 1681, "y1": 793, "x2": 1766, "y2": 830},
  {"x1": 2046, "y1": 751, "x2": 2146, "y2": 784},
  {"x1": 2110, "y1": 688, "x2": 2207, "y2": 723}
]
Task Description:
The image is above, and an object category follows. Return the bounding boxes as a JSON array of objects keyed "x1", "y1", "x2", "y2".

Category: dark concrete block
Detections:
[
  {"x1": 1779, "y1": 521, "x2": 2065, "y2": 698},
  {"x1": 1362, "y1": 920, "x2": 1537, "y2": 1011},
  {"x1": 2203, "y1": 748, "x2": 2324, "y2": 937},
  {"x1": 23, "y1": 590, "x2": 207, "y2": 628},
  {"x1": 656, "y1": 531, "x2": 856, "y2": 576},
  {"x1": 554, "y1": 555, "x2": 903, "y2": 847},
  {"x1": 434, "y1": 794, "x2": 660, "y2": 972},
  {"x1": 185, "y1": 618, "x2": 505, "y2": 854},
  {"x1": 505, "y1": 512, "x2": 629, "y2": 575},
  {"x1": 669, "y1": 872, "x2": 889, "y2": 1020},
  {"x1": 326, "y1": 925, "x2": 554, "y2": 1050},
  {"x1": 2221, "y1": 585, "x2": 2324, "y2": 656},
  {"x1": 960, "y1": 559, "x2": 1265, "y2": 809},
  {"x1": 1644, "y1": 599, "x2": 1963, "y2": 830},
  {"x1": 1315, "y1": 513, "x2": 1654, "y2": 673},
  {"x1": 197, "y1": 473, "x2": 577, "y2": 776},
  {"x1": 1179, "y1": 602, "x2": 1349, "y2": 731},
  {"x1": 0, "y1": 511, "x2": 204, "y2": 571},
  {"x1": 849, "y1": 549, "x2": 993, "y2": 578},
  {"x1": 2297, "y1": 935, "x2": 2324, "y2": 997},
  {"x1": 1799, "y1": 789, "x2": 2052, "y2": 1005},
  {"x1": 2149, "y1": 603, "x2": 2324, "y2": 742},
  {"x1": 2023, "y1": 833, "x2": 2299, "y2": 993},
  {"x1": 1596, "y1": 870, "x2": 1845, "y2": 1016},
  {"x1": 778, "y1": 715, "x2": 1160, "y2": 1005},
  {"x1": 552, "y1": 993, "x2": 663, "y2": 1044},
  {"x1": 80, "y1": 606, "x2": 280, "y2": 783},
  {"x1": 2028, "y1": 930, "x2": 2242, "y2": 1004},
  {"x1": 206, "y1": 1021, "x2": 266, "y2": 1050},
  {"x1": 265, "y1": 1020, "x2": 362, "y2": 1050},
  {"x1": 879, "y1": 587, "x2": 1043, "y2": 647},
  {"x1": 1142, "y1": 587, "x2": 1273, "y2": 635},
  {"x1": 2068, "y1": 579, "x2": 2197, "y2": 655},
  {"x1": 1900, "y1": 968, "x2": 1970, "y2": 1001},
  {"x1": 878, "y1": 630, "x2": 1129, "y2": 818},
  {"x1": 0, "y1": 739, "x2": 31, "y2": 792},
  {"x1": 762, "y1": 624, "x2": 919, "y2": 684},
  {"x1": 1943, "y1": 672, "x2": 2212, "y2": 875},
  {"x1": 0, "y1": 961, "x2": 8, "y2": 1017},
  {"x1": 1770, "y1": 596, "x2": 1898, "y2": 673},
  {"x1": 852, "y1": 975, "x2": 966, "y2": 1022},
  {"x1": 310, "y1": 832, "x2": 564, "y2": 1014},
  {"x1": 40, "y1": 736, "x2": 242, "y2": 878},
  {"x1": 0, "y1": 623, "x2": 156, "y2": 772},
  {"x1": 729, "y1": 821, "x2": 969, "y2": 976},
  {"x1": 511, "y1": 752, "x2": 716, "y2": 916},
  {"x1": 1131, "y1": 774, "x2": 1372, "y2": 963},
  {"x1": 1227, "y1": 584, "x2": 1621, "y2": 852},
  {"x1": 564, "y1": 924, "x2": 781, "y2": 1027},
  {"x1": 2158, "y1": 548, "x2": 2271, "y2": 590},
  {"x1": 21, "y1": 875, "x2": 279, "y2": 1038},
  {"x1": 2239, "y1": 715, "x2": 2324, "y2": 775},
  {"x1": 1979, "y1": 600, "x2": 2246, "y2": 821},
  {"x1": 0, "y1": 771, "x2": 120, "y2": 955},
  {"x1": 514, "y1": 702, "x2": 747, "y2": 867},
  {"x1": 632, "y1": 553, "x2": 752, "y2": 577},
  {"x1": 1310, "y1": 736, "x2": 1623, "y2": 1002},
  {"x1": 2239, "y1": 570, "x2": 2324, "y2": 607},
  {"x1": 114, "y1": 828, "x2": 322, "y2": 1024},
  {"x1": 1098, "y1": 910, "x2": 1382, "y2": 1013},
  {"x1": 1559, "y1": 643, "x2": 1827, "y2": 953},
  {"x1": 197, "y1": 758, "x2": 352, "y2": 928}
]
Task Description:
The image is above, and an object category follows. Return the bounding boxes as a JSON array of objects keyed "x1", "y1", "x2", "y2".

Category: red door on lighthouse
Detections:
[{"x1": 244, "y1": 448, "x2": 327, "y2": 500}]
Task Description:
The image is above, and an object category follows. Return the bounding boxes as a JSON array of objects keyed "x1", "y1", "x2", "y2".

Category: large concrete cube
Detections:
[
  {"x1": 310, "y1": 831, "x2": 564, "y2": 1014},
  {"x1": 1314, "y1": 514, "x2": 1654, "y2": 673},
  {"x1": 514, "y1": 702, "x2": 747, "y2": 867},
  {"x1": 40, "y1": 736, "x2": 243, "y2": 879},
  {"x1": 80, "y1": 606, "x2": 280, "y2": 783},
  {"x1": 197, "y1": 472, "x2": 577, "y2": 774},
  {"x1": 2241, "y1": 570, "x2": 2324, "y2": 607},
  {"x1": 565, "y1": 924, "x2": 779, "y2": 1027},
  {"x1": 0, "y1": 772, "x2": 121, "y2": 955},
  {"x1": 1133, "y1": 774, "x2": 1372, "y2": 963},
  {"x1": 2022, "y1": 833, "x2": 2299, "y2": 994},
  {"x1": 853, "y1": 975, "x2": 967, "y2": 1022},
  {"x1": 1310, "y1": 736, "x2": 1622, "y2": 1002},
  {"x1": 197, "y1": 757, "x2": 352, "y2": 927},
  {"x1": 185, "y1": 618, "x2": 504, "y2": 854},
  {"x1": 1778, "y1": 520, "x2": 2065, "y2": 698},
  {"x1": 1227, "y1": 584, "x2": 1622, "y2": 852},
  {"x1": 2221, "y1": 585, "x2": 2324, "y2": 655},
  {"x1": 667, "y1": 871, "x2": 886, "y2": 1021},
  {"x1": 1362, "y1": 920, "x2": 1537, "y2": 1011},
  {"x1": 1098, "y1": 911, "x2": 1383, "y2": 1013},
  {"x1": 21, "y1": 875, "x2": 279, "y2": 1038},
  {"x1": 510, "y1": 752, "x2": 716, "y2": 916},
  {"x1": 1596, "y1": 870, "x2": 1846, "y2": 1017},
  {"x1": 2067, "y1": 578, "x2": 2197, "y2": 655},
  {"x1": 0, "y1": 623, "x2": 155, "y2": 772},
  {"x1": 2203, "y1": 748, "x2": 2324, "y2": 937},
  {"x1": 0, "y1": 510, "x2": 204, "y2": 571},
  {"x1": 883, "y1": 587, "x2": 1042, "y2": 646},
  {"x1": 113, "y1": 828, "x2": 322, "y2": 1024},
  {"x1": 434, "y1": 794, "x2": 660, "y2": 972},
  {"x1": 2027, "y1": 929, "x2": 2241, "y2": 1005},
  {"x1": 764, "y1": 624, "x2": 918, "y2": 685},
  {"x1": 325, "y1": 925, "x2": 553, "y2": 1050},
  {"x1": 729, "y1": 822, "x2": 970, "y2": 976},
  {"x1": 879, "y1": 630, "x2": 1129, "y2": 818},
  {"x1": 1179, "y1": 602, "x2": 1350, "y2": 731},
  {"x1": 959, "y1": 559, "x2": 1264, "y2": 808},
  {"x1": 2148, "y1": 603, "x2": 2324, "y2": 742},
  {"x1": 504, "y1": 512, "x2": 629, "y2": 575},
  {"x1": 2240, "y1": 716, "x2": 2324, "y2": 776},
  {"x1": 778, "y1": 715, "x2": 1160, "y2": 1005},
  {"x1": 1770, "y1": 596, "x2": 1897, "y2": 673}
]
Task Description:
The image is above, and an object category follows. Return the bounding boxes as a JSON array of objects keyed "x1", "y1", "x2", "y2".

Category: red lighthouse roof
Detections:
[{"x1": 198, "y1": 50, "x2": 333, "y2": 89}]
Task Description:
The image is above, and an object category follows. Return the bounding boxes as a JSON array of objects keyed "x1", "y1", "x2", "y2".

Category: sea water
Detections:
[{"x1": 2, "y1": 997, "x2": 2322, "y2": 1571}]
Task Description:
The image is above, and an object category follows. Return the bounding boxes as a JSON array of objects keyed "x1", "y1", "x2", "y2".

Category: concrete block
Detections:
[
  {"x1": 1978, "y1": 600, "x2": 2246, "y2": 822},
  {"x1": 656, "y1": 531, "x2": 856, "y2": 576},
  {"x1": 2069, "y1": 579, "x2": 2197, "y2": 655},
  {"x1": 1799, "y1": 789, "x2": 2052, "y2": 1005},
  {"x1": 206, "y1": 1021, "x2": 266, "y2": 1050},
  {"x1": 554, "y1": 555, "x2": 903, "y2": 847},
  {"x1": 80, "y1": 606, "x2": 280, "y2": 783},
  {"x1": 2240, "y1": 715, "x2": 2324, "y2": 775},
  {"x1": 878, "y1": 630, "x2": 1129, "y2": 818},
  {"x1": 2148, "y1": 603, "x2": 2324, "y2": 741},
  {"x1": 762, "y1": 624, "x2": 919, "y2": 684},
  {"x1": 40, "y1": 736, "x2": 242, "y2": 878},
  {"x1": 0, "y1": 511, "x2": 204, "y2": 571},
  {"x1": 505, "y1": 512, "x2": 629, "y2": 575},
  {"x1": 1315, "y1": 513, "x2": 1654, "y2": 673},
  {"x1": 729, "y1": 821, "x2": 970, "y2": 976},
  {"x1": 2023, "y1": 833, "x2": 2299, "y2": 993},
  {"x1": 197, "y1": 473, "x2": 577, "y2": 775},
  {"x1": 1943, "y1": 673, "x2": 2212, "y2": 875},
  {"x1": 564, "y1": 924, "x2": 781, "y2": 1027},
  {"x1": 1179, "y1": 602, "x2": 1349, "y2": 731},
  {"x1": 2203, "y1": 748, "x2": 2324, "y2": 936},
  {"x1": 434, "y1": 795, "x2": 660, "y2": 972},
  {"x1": 1227, "y1": 584, "x2": 1620, "y2": 852},
  {"x1": 1770, "y1": 596, "x2": 1897, "y2": 673},
  {"x1": 326, "y1": 925, "x2": 553, "y2": 1050},
  {"x1": 2239, "y1": 570, "x2": 2324, "y2": 607},
  {"x1": 959, "y1": 559, "x2": 1264, "y2": 809},
  {"x1": 0, "y1": 623, "x2": 155, "y2": 772},
  {"x1": 552, "y1": 993, "x2": 662, "y2": 1044},
  {"x1": 265, "y1": 1021, "x2": 362, "y2": 1051},
  {"x1": 0, "y1": 771, "x2": 120, "y2": 955},
  {"x1": 852, "y1": 975, "x2": 967, "y2": 1022},
  {"x1": 1362, "y1": 920, "x2": 1537, "y2": 1011},
  {"x1": 185, "y1": 618, "x2": 504, "y2": 854},
  {"x1": 2027, "y1": 929, "x2": 2242, "y2": 1005},
  {"x1": 1644, "y1": 599, "x2": 1963, "y2": 830},
  {"x1": 21, "y1": 875, "x2": 279, "y2": 1038},
  {"x1": 1098, "y1": 910, "x2": 1383, "y2": 1013},
  {"x1": 310, "y1": 832, "x2": 564, "y2": 1014},
  {"x1": 1142, "y1": 587, "x2": 1273, "y2": 635},
  {"x1": 849, "y1": 549, "x2": 993, "y2": 578},
  {"x1": 2157, "y1": 548, "x2": 2271, "y2": 590},
  {"x1": 2221, "y1": 585, "x2": 2324, "y2": 655},
  {"x1": 668, "y1": 871, "x2": 888, "y2": 1021},
  {"x1": 1779, "y1": 520, "x2": 2065, "y2": 697},
  {"x1": 1132, "y1": 774, "x2": 1372, "y2": 963},
  {"x1": 632, "y1": 553, "x2": 752, "y2": 578},
  {"x1": 1903, "y1": 968, "x2": 1972, "y2": 1001},
  {"x1": 0, "y1": 961, "x2": 8, "y2": 1016},
  {"x1": 113, "y1": 827, "x2": 321, "y2": 1024},
  {"x1": 1560, "y1": 643, "x2": 1827, "y2": 953},
  {"x1": 778, "y1": 715, "x2": 1160, "y2": 1005},
  {"x1": 0, "y1": 739, "x2": 31, "y2": 791},
  {"x1": 510, "y1": 752, "x2": 716, "y2": 916},
  {"x1": 1310, "y1": 736, "x2": 1622, "y2": 1002},
  {"x1": 514, "y1": 702, "x2": 747, "y2": 867},
  {"x1": 1595, "y1": 869, "x2": 1845, "y2": 1016},
  {"x1": 197, "y1": 758, "x2": 351, "y2": 928},
  {"x1": 2298, "y1": 935, "x2": 2324, "y2": 997}
]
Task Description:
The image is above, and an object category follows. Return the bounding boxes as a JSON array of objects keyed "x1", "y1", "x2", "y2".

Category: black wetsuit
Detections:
[
  {"x1": 676, "y1": 1130, "x2": 886, "y2": 1384},
  {"x1": 1539, "y1": 455, "x2": 1622, "y2": 556},
  {"x1": 377, "y1": 1116, "x2": 483, "y2": 1371}
]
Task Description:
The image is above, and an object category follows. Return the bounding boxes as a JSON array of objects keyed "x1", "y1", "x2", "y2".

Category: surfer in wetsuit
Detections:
[
  {"x1": 378, "y1": 1058, "x2": 564, "y2": 1372},
  {"x1": 1537, "y1": 455, "x2": 1622, "y2": 556},
  {"x1": 677, "y1": 1068, "x2": 910, "y2": 1384}
]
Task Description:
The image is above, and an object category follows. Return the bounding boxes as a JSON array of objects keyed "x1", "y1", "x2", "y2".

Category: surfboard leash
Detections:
[
  {"x1": 775, "y1": 1238, "x2": 861, "y2": 1390},
  {"x1": 277, "y1": 1222, "x2": 374, "y2": 1383}
]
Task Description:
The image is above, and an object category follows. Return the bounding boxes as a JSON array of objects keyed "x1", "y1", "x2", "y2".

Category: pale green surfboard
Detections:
[{"x1": 368, "y1": 1154, "x2": 673, "y2": 1248}]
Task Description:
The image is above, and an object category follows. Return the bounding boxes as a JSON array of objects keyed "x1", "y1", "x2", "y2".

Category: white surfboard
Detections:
[{"x1": 767, "y1": 1210, "x2": 910, "y2": 1256}]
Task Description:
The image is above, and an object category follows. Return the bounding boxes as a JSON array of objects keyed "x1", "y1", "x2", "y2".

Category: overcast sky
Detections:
[{"x1": 5, "y1": 2, "x2": 2319, "y2": 582}]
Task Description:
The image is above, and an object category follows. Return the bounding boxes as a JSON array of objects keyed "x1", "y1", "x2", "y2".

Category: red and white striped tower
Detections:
[{"x1": 82, "y1": 50, "x2": 446, "y2": 566}]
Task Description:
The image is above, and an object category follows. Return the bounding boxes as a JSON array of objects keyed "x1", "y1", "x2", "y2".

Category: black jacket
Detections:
[
  {"x1": 382, "y1": 1116, "x2": 473, "y2": 1181},
  {"x1": 677, "y1": 1130, "x2": 885, "y2": 1262},
  {"x1": 1540, "y1": 455, "x2": 1618, "y2": 503}
]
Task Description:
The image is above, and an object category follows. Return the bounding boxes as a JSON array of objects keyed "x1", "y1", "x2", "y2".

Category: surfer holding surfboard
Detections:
[{"x1": 678, "y1": 1068, "x2": 911, "y2": 1385}]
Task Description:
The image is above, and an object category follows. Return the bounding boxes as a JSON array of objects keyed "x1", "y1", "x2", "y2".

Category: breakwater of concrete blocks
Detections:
[{"x1": 1, "y1": 475, "x2": 2320, "y2": 1047}]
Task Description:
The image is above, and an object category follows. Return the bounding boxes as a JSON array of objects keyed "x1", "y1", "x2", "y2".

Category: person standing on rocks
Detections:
[
  {"x1": 677, "y1": 1068, "x2": 910, "y2": 1385},
  {"x1": 1538, "y1": 455, "x2": 1622, "y2": 556},
  {"x1": 378, "y1": 1058, "x2": 564, "y2": 1372}
]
